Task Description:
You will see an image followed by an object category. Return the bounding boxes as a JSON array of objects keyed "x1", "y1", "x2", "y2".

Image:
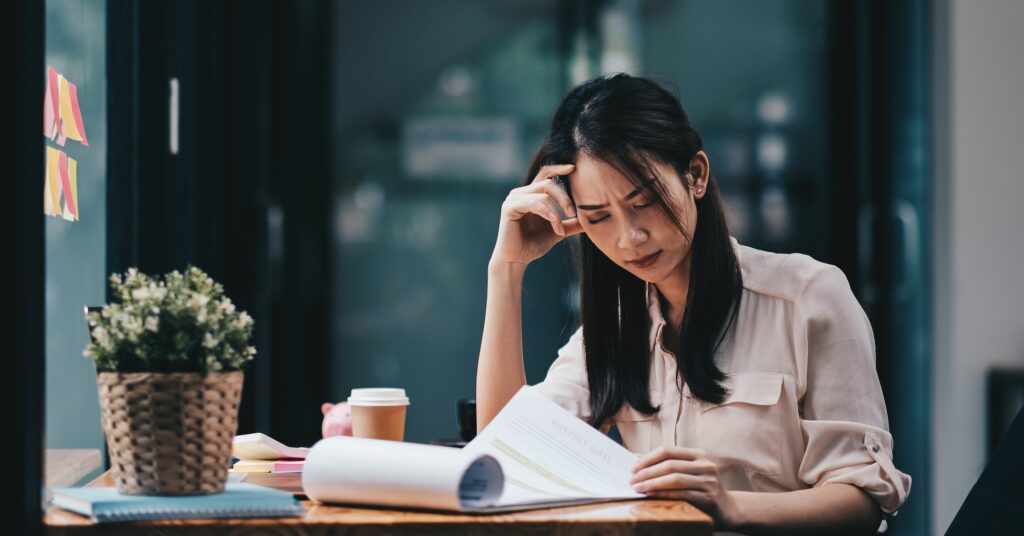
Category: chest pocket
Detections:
[
  {"x1": 611, "y1": 393, "x2": 660, "y2": 454},
  {"x1": 696, "y1": 373, "x2": 784, "y2": 475}
]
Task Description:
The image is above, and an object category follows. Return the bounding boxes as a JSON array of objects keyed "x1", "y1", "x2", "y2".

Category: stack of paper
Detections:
[{"x1": 231, "y1": 433, "x2": 308, "y2": 473}]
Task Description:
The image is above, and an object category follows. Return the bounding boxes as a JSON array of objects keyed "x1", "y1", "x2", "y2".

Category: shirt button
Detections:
[{"x1": 871, "y1": 444, "x2": 881, "y2": 453}]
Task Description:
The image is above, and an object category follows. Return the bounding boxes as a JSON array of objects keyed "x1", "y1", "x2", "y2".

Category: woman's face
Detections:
[{"x1": 568, "y1": 152, "x2": 706, "y2": 284}]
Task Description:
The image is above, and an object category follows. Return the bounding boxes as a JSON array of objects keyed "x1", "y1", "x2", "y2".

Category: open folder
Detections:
[{"x1": 301, "y1": 386, "x2": 645, "y2": 513}]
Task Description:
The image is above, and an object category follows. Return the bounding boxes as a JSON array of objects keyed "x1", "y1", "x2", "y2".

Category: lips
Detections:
[{"x1": 628, "y1": 250, "x2": 661, "y2": 269}]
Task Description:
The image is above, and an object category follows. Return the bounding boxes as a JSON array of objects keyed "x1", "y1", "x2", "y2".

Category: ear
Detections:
[
  {"x1": 688, "y1": 150, "x2": 711, "y2": 198},
  {"x1": 321, "y1": 402, "x2": 334, "y2": 415}
]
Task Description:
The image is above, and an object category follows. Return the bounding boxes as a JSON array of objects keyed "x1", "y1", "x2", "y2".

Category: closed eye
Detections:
[{"x1": 587, "y1": 200, "x2": 654, "y2": 224}]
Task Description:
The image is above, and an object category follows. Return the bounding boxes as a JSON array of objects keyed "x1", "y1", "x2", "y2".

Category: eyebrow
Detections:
[{"x1": 575, "y1": 180, "x2": 652, "y2": 210}]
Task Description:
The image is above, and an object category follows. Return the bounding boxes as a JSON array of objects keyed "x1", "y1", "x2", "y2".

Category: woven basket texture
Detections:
[{"x1": 97, "y1": 371, "x2": 243, "y2": 495}]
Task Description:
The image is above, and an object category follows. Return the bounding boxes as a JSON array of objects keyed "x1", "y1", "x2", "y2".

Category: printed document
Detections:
[{"x1": 302, "y1": 386, "x2": 644, "y2": 512}]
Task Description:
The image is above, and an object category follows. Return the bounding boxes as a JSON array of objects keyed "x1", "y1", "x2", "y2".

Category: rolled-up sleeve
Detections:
[
  {"x1": 795, "y1": 266, "x2": 912, "y2": 514},
  {"x1": 530, "y1": 326, "x2": 595, "y2": 422}
]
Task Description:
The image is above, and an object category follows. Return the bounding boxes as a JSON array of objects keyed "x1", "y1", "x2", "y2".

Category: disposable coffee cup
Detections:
[{"x1": 347, "y1": 388, "x2": 410, "y2": 441}]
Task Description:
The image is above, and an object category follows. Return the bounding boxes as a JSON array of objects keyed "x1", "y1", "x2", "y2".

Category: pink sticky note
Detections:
[
  {"x1": 47, "y1": 67, "x2": 61, "y2": 140},
  {"x1": 43, "y1": 73, "x2": 54, "y2": 137},
  {"x1": 272, "y1": 460, "x2": 305, "y2": 473}
]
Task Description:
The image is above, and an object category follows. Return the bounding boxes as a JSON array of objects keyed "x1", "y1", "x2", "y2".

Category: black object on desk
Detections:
[
  {"x1": 429, "y1": 398, "x2": 477, "y2": 448},
  {"x1": 457, "y1": 398, "x2": 476, "y2": 441}
]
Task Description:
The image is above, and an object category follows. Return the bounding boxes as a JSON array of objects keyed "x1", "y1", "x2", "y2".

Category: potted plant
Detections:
[{"x1": 84, "y1": 266, "x2": 256, "y2": 495}]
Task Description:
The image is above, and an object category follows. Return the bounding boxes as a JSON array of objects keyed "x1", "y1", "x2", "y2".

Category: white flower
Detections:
[
  {"x1": 88, "y1": 266, "x2": 256, "y2": 373},
  {"x1": 218, "y1": 298, "x2": 236, "y2": 314},
  {"x1": 234, "y1": 312, "x2": 254, "y2": 330},
  {"x1": 205, "y1": 355, "x2": 223, "y2": 371}
]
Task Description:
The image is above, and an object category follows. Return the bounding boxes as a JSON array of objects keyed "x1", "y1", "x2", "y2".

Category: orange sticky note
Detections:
[
  {"x1": 59, "y1": 77, "x2": 89, "y2": 147},
  {"x1": 58, "y1": 151, "x2": 78, "y2": 220},
  {"x1": 59, "y1": 77, "x2": 80, "y2": 146}
]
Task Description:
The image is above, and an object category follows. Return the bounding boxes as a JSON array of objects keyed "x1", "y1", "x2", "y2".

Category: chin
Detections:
[{"x1": 623, "y1": 266, "x2": 670, "y2": 284}]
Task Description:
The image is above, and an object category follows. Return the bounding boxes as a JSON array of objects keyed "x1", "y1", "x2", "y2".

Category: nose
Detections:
[{"x1": 617, "y1": 218, "x2": 648, "y2": 250}]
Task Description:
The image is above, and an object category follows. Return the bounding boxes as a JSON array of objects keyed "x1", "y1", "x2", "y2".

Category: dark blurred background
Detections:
[{"x1": 16, "y1": 1, "x2": 1024, "y2": 535}]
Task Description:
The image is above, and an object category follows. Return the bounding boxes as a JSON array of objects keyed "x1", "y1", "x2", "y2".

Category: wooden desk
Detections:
[
  {"x1": 45, "y1": 470, "x2": 713, "y2": 535},
  {"x1": 45, "y1": 449, "x2": 103, "y2": 489}
]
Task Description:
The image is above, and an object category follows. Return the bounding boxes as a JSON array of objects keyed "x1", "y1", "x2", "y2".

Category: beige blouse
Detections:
[{"x1": 532, "y1": 238, "x2": 911, "y2": 514}]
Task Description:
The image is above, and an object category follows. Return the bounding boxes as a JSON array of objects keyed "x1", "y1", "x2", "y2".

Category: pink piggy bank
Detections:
[{"x1": 321, "y1": 401, "x2": 353, "y2": 438}]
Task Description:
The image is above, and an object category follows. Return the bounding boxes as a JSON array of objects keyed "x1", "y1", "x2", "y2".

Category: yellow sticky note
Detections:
[
  {"x1": 58, "y1": 76, "x2": 83, "y2": 143},
  {"x1": 44, "y1": 147, "x2": 62, "y2": 217}
]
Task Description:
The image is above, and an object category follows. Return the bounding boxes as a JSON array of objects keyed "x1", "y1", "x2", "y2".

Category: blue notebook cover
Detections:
[{"x1": 51, "y1": 483, "x2": 306, "y2": 522}]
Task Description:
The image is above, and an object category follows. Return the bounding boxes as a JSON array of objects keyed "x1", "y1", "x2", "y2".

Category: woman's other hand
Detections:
[
  {"x1": 490, "y1": 164, "x2": 582, "y2": 267},
  {"x1": 630, "y1": 446, "x2": 743, "y2": 530}
]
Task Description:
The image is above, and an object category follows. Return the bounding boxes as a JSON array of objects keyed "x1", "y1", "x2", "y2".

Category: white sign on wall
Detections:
[{"x1": 402, "y1": 117, "x2": 520, "y2": 182}]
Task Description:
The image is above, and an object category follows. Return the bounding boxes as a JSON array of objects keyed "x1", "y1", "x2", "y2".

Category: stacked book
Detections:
[{"x1": 230, "y1": 433, "x2": 309, "y2": 474}]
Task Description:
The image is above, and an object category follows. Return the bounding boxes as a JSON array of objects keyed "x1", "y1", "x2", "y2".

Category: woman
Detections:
[{"x1": 476, "y1": 74, "x2": 910, "y2": 534}]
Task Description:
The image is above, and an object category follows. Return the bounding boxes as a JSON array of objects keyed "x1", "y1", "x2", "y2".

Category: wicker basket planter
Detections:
[{"x1": 96, "y1": 371, "x2": 244, "y2": 495}]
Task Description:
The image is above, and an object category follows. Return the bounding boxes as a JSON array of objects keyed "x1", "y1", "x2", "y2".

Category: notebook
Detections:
[
  {"x1": 51, "y1": 483, "x2": 305, "y2": 522},
  {"x1": 230, "y1": 458, "x2": 305, "y2": 473},
  {"x1": 229, "y1": 459, "x2": 276, "y2": 473}
]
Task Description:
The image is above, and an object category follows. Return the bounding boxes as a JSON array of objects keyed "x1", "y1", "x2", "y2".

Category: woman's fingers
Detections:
[
  {"x1": 527, "y1": 176, "x2": 576, "y2": 219},
  {"x1": 644, "y1": 489, "x2": 713, "y2": 505},
  {"x1": 632, "y1": 471, "x2": 711, "y2": 494},
  {"x1": 531, "y1": 163, "x2": 575, "y2": 186},
  {"x1": 632, "y1": 446, "x2": 705, "y2": 473},
  {"x1": 505, "y1": 193, "x2": 565, "y2": 235},
  {"x1": 505, "y1": 192, "x2": 579, "y2": 236},
  {"x1": 563, "y1": 217, "x2": 583, "y2": 237},
  {"x1": 629, "y1": 458, "x2": 716, "y2": 485}
]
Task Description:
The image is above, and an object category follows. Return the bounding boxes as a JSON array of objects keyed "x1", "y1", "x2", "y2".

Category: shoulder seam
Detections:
[{"x1": 795, "y1": 263, "x2": 838, "y2": 303}]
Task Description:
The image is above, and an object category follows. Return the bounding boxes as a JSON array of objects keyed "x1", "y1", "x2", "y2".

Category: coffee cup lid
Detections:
[{"x1": 348, "y1": 388, "x2": 409, "y2": 406}]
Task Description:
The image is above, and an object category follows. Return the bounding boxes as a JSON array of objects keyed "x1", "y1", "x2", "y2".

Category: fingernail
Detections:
[{"x1": 633, "y1": 484, "x2": 643, "y2": 492}]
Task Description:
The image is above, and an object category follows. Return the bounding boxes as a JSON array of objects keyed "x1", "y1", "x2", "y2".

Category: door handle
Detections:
[{"x1": 858, "y1": 200, "x2": 921, "y2": 304}]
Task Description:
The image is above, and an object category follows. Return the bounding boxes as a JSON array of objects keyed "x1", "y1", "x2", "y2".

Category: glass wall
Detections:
[
  {"x1": 329, "y1": 1, "x2": 576, "y2": 443},
  {"x1": 44, "y1": 0, "x2": 107, "y2": 471},
  {"x1": 638, "y1": 0, "x2": 830, "y2": 257}
]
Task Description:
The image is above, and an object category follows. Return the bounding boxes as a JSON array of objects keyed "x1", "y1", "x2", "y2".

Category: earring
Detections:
[{"x1": 696, "y1": 187, "x2": 704, "y2": 196}]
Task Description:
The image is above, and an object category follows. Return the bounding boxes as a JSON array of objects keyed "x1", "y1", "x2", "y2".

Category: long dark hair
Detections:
[{"x1": 524, "y1": 73, "x2": 742, "y2": 427}]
